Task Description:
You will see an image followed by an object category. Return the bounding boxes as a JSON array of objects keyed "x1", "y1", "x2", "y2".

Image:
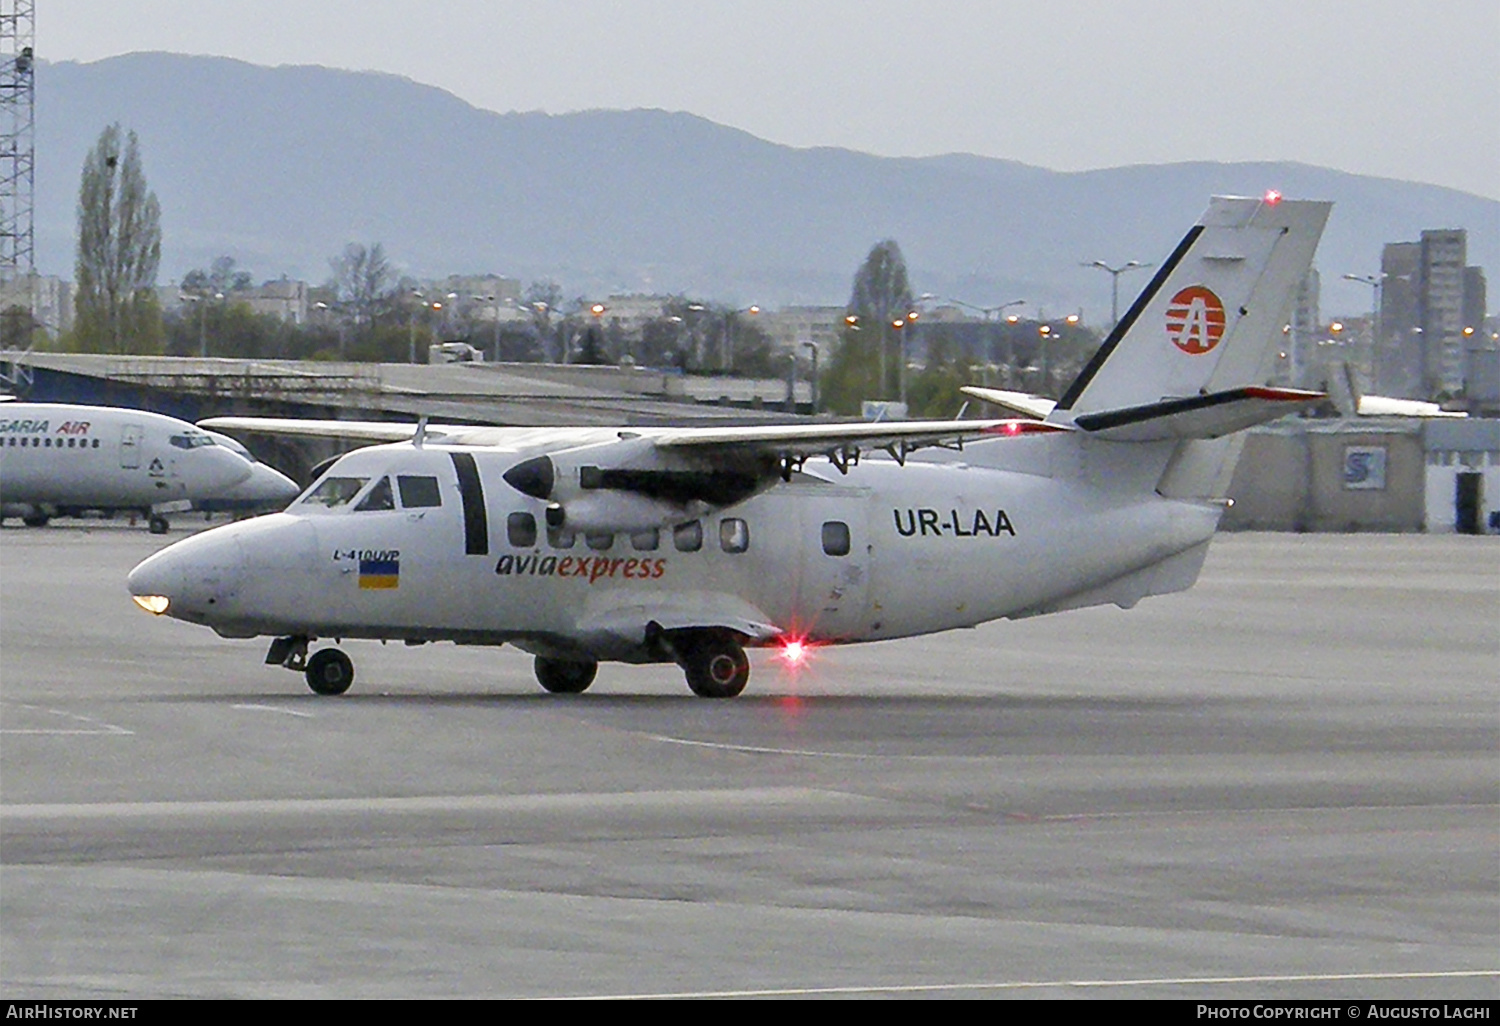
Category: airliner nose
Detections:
[
  {"x1": 204, "y1": 446, "x2": 255, "y2": 491},
  {"x1": 251, "y1": 463, "x2": 301, "y2": 505},
  {"x1": 128, "y1": 526, "x2": 246, "y2": 624}
]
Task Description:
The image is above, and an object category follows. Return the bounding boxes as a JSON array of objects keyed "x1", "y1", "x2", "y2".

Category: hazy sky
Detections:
[{"x1": 48, "y1": 0, "x2": 1500, "y2": 200}]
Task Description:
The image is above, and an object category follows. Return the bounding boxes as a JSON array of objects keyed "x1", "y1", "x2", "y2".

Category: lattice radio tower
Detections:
[{"x1": 0, "y1": 0, "x2": 34, "y2": 283}]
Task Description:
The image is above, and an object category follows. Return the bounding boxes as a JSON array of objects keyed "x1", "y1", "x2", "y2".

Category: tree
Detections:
[
  {"x1": 73, "y1": 124, "x2": 163, "y2": 353},
  {"x1": 182, "y1": 256, "x2": 252, "y2": 295},
  {"x1": 327, "y1": 242, "x2": 398, "y2": 346},
  {"x1": 820, "y1": 240, "x2": 914, "y2": 412}
]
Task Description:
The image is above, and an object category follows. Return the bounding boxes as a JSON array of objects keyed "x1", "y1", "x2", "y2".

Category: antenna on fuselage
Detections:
[{"x1": 412, "y1": 416, "x2": 429, "y2": 449}]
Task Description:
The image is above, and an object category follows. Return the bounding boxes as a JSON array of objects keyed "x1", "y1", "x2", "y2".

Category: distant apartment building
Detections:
[
  {"x1": 240, "y1": 278, "x2": 309, "y2": 325},
  {"x1": 1375, "y1": 229, "x2": 1488, "y2": 400},
  {"x1": 1280, "y1": 269, "x2": 1320, "y2": 388},
  {"x1": 757, "y1": 305, "x2": 846, "y2": 352}
]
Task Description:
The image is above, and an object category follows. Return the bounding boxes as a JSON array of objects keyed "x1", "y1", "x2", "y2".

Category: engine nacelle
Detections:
[{"x1": 503, "y1": 436, "x2": 777, "y2": 533}]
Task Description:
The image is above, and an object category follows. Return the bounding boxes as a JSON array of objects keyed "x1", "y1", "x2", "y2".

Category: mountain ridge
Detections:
[{"x1": 37, "y1": 52, "x2": 1498, "y2": 316}]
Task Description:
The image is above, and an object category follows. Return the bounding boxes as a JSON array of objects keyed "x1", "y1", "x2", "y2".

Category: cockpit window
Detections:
[
  {"x1": 169, "y1": 432, "x2": 217, "y2": 450},
  {"x1": 299, "y1": 476, "x2": 369, "y2": 508},
  {"x1": 354, "y1": 476, "x2": 395, "y2": 511},
  {"x1": 398, "y1": 475, "x2": 442, "y2": 508}
]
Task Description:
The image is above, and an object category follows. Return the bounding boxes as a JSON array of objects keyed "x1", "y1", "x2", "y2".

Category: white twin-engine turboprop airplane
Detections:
[
  {"x1": 0, "y1": 403, "x2": 297, "y2": 532},
  {"x1": 129, "y1": 195, "x2": 1331, "y2": 698}
]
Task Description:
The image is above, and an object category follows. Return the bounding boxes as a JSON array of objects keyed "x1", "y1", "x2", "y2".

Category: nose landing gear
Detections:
[
  {"x1": 265, "y1": 635, "x2": 354, "y2": 696},
  {"x1": 533, "y1": 656, "x2": 598, "y2": 694}
]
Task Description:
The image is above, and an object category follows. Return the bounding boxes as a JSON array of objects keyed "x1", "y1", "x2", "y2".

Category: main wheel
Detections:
[
  {"x1": 21, "y1": 512, "x2": 49, "y2": 528},
  {"x1": 148, "y1": 514, "x2": 169, "y2": 535},
  {"x1": 681, "y1": 636, "x2": 749, "y2": 698},
  {"x1": 534, "y1": 656, "x2": 597, "y2": 694},
  {"x1": 305, "y1": 648, "x2": 354, "y2": 696}
]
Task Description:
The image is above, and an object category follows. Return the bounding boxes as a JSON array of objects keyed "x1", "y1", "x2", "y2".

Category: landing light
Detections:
[{"x1": 132, "y1": 595, "x2": 169, "y2": 615}]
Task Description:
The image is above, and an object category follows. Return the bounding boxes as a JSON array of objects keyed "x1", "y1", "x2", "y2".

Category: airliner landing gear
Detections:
[
  {"x1": 679, "y1": 634, "x2": 750, "y2": 699},
  {"x1": 534, "y1": 656, "x2": 597, "y2": 694},
  {"x1": 21, "y1": 512, "x2": 49, "y2": 528},
  {"x1": 305, "y1": 648, "x2": 354, "y2": 696},
  {"x1": 148, "y1": 514, "x2": 170, "y2": 535}
]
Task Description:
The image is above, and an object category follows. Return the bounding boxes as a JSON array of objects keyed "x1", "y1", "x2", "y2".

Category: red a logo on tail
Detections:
[{"x1": 1165, "y1": 286, "x2": 1225, "y2": 355}]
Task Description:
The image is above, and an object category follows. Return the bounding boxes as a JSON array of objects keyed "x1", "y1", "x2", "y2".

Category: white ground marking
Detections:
[
  {"x1": 0, "y1": 703, "x2": 133, "y2": 735},
  {"x1": 231, "y1": 703, "x2": 316, "y2": 718},
  {"x1": 0, "y1": 786, "x2": 892, "y2": 820},
  {"x1": 553, "y1": 969, "x2": 1500, "y2": 1000}
]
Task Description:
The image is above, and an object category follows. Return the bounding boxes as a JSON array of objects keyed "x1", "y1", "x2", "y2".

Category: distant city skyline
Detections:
[{"x1": 47, "y1": 0, "x2": 1500, "y2": 202}]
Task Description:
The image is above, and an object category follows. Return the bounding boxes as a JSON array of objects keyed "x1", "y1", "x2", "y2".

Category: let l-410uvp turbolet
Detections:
[{"x1": 129, "y1": 196, "x2": 1331, "y2": 698}]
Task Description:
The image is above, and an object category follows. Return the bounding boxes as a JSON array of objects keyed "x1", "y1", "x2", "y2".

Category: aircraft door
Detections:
[
  {"x1": 765, "y1": 482, "x2": 871, "y2": 641},
  {"x1": 120, "y1": 425, "x2": 142, "y2": 469}
]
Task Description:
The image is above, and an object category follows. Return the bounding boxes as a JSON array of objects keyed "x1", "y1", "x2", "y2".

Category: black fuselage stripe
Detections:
[
  {"x1": 1056, "y1": 224, "x2": 1206, "y2": 411},
  {"x1": 450, "y1": 451, "x2": 489, "y2": 556}
]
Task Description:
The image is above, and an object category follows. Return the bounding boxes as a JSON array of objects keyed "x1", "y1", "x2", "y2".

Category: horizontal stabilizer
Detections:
[
  {"x1": 1072, "y1": 386, "x2": 1324, "y2": 441},
  {"x1": 1356, "y1": 395, "x2": 1467, "y2": 418},
  {"x1": 959, "y1": 386, "x2": 1056, "y2": 420}
]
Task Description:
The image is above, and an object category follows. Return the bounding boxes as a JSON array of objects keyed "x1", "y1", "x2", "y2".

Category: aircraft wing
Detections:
[
  {"x1": 202, "y1": 414, "x2": 1069, "y2": 462},
  {"x1": 652, "y1": 418, "x2": 1068, "y2": 464}
]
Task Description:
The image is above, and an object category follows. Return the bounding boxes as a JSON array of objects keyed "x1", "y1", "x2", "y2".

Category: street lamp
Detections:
[
  {"x1": 722, "y1": 305, "x2": 759, "y2": 374},
  {"x1": 1083, "y1": 260, "x2": 1152, "y2": 331},
  {"x1": 944, "y1": 297, "x2": 1025, "y2": 321},
  {"x1": 474, "y1": 294, "x2": 505, "y2": 363},
  {"x1": 801, "y1": 341, "x2": 819, "y2": 412},
  {"x1": 181, "y1": 291, "x2": 223, "y2": 358},
  {"x1": 1343, "y1": 272, "x2": 1382, "y2": 391}
]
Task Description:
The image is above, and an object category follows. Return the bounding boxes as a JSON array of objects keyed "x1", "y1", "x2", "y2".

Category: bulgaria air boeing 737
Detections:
[{"x1": 0, "y1": 403, "x2": 297, "y2": 532}]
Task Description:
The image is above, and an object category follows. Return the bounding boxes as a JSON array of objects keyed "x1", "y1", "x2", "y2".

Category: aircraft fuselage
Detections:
[{"x1": 130, "y1": 439, "x2": 1220, "y2": 660}]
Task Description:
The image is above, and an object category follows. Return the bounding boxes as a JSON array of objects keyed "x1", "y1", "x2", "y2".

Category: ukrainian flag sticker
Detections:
[{"x1": 359, "y1": 557, "x2": 400, "y2": 589}]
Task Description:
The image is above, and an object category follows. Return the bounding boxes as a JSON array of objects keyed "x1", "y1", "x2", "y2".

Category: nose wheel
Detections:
[
  {"x1": 305, "y1": 648, "x2": 355, "y2": 696},
  {"x1": 534, "y1": 656, "x2": 598, "y2": 694}
]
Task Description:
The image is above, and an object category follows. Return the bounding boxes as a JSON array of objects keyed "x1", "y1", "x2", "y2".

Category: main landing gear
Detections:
[
  {"x1": 266, "y1": 636, "x2": 354, "y2": 696},
  {"x1": 676, "y1": 633, "x2": 750, "y2": 699}
]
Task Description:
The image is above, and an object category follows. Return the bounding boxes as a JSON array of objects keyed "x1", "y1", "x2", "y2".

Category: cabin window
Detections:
[
  {"x1": 821, "y1": 521, "x2": 851, "y2": 556},
  {"x1": 355, "y1": 476, "x2": 395, "y2": 511},
  {"x1": 301, "y1": 476, "x2": 370, "y2": 508},
  {"x1": 630, "y1": 528, "x2": 660, "y2": 551},
  {"x1": 507, "y1": 512, "x2": 538, "y2": 547},
  {"x1": 585, "y1": 531, "x2": 613, "y2": 551},
  {"x1": 548, "y1": 526, "x2": 576, "y2": 549},
  {"x1": 398, "y1": 475, "x2": 442, "y2": 508},
  {"x1": 673, "y1": 520, "x2": 703, "y2": 552},
  {"x1": 720, "y1": 518, "x2": 749, "y2": 553}
]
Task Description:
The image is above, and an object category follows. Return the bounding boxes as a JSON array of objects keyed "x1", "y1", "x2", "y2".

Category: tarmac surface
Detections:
[{"x1": 1, "y1": 523, "x2": 1496, "y2": 999}]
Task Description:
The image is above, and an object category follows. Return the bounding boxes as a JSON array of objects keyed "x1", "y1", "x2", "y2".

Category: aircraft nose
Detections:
[
  {"x1": 128, "y1": 526, "x2": 246, "y2": 623},
  {"x1": 255, "y1": 463, "x2": 301, "y2": 505},
  {"x1": 205, "y1": 446, "x2": 255, "y2": 491}
]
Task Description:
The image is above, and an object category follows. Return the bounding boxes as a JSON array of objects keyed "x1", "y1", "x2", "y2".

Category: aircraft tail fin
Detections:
[
  {"x1": 1052, "y1": 195, "x2": 1330, "y2": 421},
  {"x1": 1047, "y1": 195, "x2": 1330, "y2": 498}
]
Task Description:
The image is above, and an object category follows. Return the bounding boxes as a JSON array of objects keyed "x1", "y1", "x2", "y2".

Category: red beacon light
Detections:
[{"x1": 1264, "y1": 190, "x2": 1282, "y2": 205}]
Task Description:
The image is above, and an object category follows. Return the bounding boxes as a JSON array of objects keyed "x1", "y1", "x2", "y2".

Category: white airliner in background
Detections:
[
  {"x1": 0, "y1": 403, "x2": 296, "y2": 532},
  {"x1": 130, "y1": 195, "x2": 1331, "y2": 698}
]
